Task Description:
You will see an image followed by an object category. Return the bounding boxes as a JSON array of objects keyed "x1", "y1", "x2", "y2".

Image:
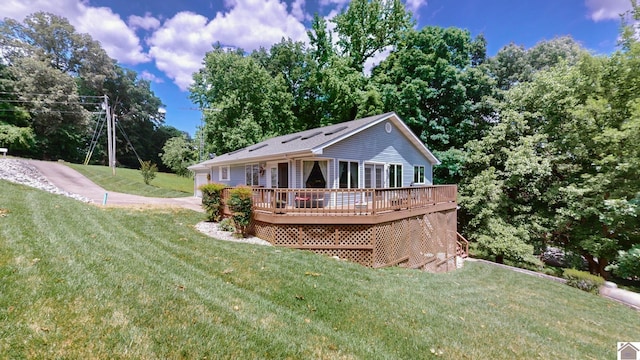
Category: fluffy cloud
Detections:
[
  {"x1": 128, "y1": 14, "x2": 161, "y2": 31},
  {"x1": 585, "y1": 0, "x2": 632, "y2": 21},
  {"x1": 140, "y1": 70, "x2": 164, "y2": 83},
  {"x1": 148, "y1": 0, "x2": 309, "y2": 91},
  {"x1": 2, "y1": 0, "x2": 150, "y2": 65},
  {"x1": 75, "y1": 6, "x2": 150, "y2": 64},
  {"x1": 5, "y1": 0, "x2": 314, "y2": 91}
]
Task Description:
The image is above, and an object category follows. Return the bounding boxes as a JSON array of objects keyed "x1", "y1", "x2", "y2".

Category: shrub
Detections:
[
  {"x1": 199, "y1": 183, "x2": 227, "y2": 222},
  {"x1": 218, "y1": 218, "x2": 235, "y2": 232},
  {"x1": 563, "y1": 268, "x2": 605, "y2": 294},
  {"x1": 227, "y1": 186, "x2": 253, "y2": 237},
  {"x1": 140, "y1": 161, "x2": 158, "y2": 185},
  {"x1": 606, "y1": 245, "x2": 640, "y2": 280}
]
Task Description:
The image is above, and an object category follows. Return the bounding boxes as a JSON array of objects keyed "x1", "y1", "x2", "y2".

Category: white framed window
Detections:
[
  {"x1": 245, "y1": 164, "x2": 259, "y2": 186},
  {"x1": 338, "y1": 160, "x2": 359, "y2": 189},
  {"x1": 364, "y1": 163, "x2": 385, "y2": 188},
  {"x1": 389, "y1": 163, "x2": 403, "y2": 188},
  {"x1": 413, "y1": 165, "x2": 425, "y2": 184},
  {"x1": 219, "y1": 165, "x2": 230, "y2": 181}
]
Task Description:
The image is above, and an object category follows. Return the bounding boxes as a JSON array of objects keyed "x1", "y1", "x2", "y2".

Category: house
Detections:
[
  {"x1": 189, "y1": 112, "x2": 465, "y2": 272},
  {"x1": 189, "y1": 112, "x2": 439, "y2": 196}
]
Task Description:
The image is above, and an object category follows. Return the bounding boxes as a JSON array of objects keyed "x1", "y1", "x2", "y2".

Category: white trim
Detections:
[
  {"x1": 388, "y1": 163, "x2": 403, "y2": 188},
  {"x1": 413, "y1": 164, "x2": 426, "y2": 185},
  {"x1": 364, "y1": 162, "x2": 385, "y2": 188},
  {"x1": 337, "y1": 158, "x2": 360, "y2": 189}
]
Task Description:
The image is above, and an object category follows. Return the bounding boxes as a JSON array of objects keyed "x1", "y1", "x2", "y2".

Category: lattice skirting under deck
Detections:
[{"x1": 250, "y1": 209, "x2": 458, "y2": 272}]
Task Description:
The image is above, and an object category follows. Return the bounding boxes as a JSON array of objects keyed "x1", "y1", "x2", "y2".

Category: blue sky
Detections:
[{"x1": 4, "y1": 0, "x2": 633, "y2": 137}]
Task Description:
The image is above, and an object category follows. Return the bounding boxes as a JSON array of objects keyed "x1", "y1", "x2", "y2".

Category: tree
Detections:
[
  {"x1": 100, "y1": 64, "x2": 166, "y2": 168},
  {"x1": 0, "y1": 12, "x2": 114, "y2": 94},
  {"x1": 160, "y1": 135, "x2": 197, "y2": 177},
  {"x1": 333, "y1": 0, "x2": 414, "y2": 73},
  {"x1": 190, "y1": 46, "x2": 295, "y2": 154},
  {"x1": 0, "y1": 12, "x2": 114, "y2": 160},
  {"x1": 461, "y1": 48, "x2": 640, "y2": 276},
  {"x1": 8, "y1": 57, "x2": 90, "y2": 160},
  {"x1": 372, "y1": 26, "x2": 497, "y2": 184},
  {"x1": 487, "y1": 36, "x2": 586, "y2": 90}
]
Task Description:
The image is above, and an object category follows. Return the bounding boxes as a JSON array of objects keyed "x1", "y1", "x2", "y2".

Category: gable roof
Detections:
[{"x1": 189, "y1": 112, "x2": 439, "y2": 168}]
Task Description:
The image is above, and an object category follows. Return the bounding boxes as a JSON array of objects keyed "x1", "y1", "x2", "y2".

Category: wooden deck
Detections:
[
  {"x1": 222, "y1": 185, "x2": 457, "y2": 224},
  {"x1": 220, "y1": 185, "x2": 462, "y2": 272}
]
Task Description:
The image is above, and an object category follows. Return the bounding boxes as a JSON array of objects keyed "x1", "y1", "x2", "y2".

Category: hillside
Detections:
[{"x1": 0, "y1": 180, "x2": 637, "y2": 359}]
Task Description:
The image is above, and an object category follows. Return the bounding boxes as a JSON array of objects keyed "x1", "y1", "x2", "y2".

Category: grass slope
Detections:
[
  {"x1": 0, "y1": 181, "x2": 637, "y2": 359},
  {"x1": 65, "y1": 163, "x2": 192, "y2": 197}
]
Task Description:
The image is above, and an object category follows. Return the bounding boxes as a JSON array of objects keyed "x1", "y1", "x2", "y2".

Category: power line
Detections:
[
  {"x1": 0, "y1": 99, "x2": 103, "y2": 106},
  {"x1": 0, "y1": 91, "x2": 105, "y2": 99}
]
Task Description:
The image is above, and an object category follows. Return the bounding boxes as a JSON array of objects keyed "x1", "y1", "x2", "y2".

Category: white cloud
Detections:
[
  {"x1": 128, "y1": 14, "x2": 161, "y2": 31},
  {"x1": 148, "y1": 0, "x2": 309, "y2": 91},
  {"x1": 405, "y1": 0, "x2": 428, "y2": 14},
  {"x1": 75, "y1": 6, "x2": 150, "y2": 64},
  {"x1": 585, "y1": 0, "x2": 632, "y2": 22},
  {"x1": 2, "y1": 0, "x2": 150, "y2": 65},
  {"x1": 140, "y1": 70, "x2": 164, "y2": 83},
  {"x1": 291, "y1": 0, "x2": 310, "y2": 22}
]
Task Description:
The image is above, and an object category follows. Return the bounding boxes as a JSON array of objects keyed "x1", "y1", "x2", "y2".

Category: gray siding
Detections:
[{"x1": 322, "y1": 120, "x2": 434, "y2": 186}]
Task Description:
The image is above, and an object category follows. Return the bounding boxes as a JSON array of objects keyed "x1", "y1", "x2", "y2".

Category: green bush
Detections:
[
  {"x1": 563, "y1": 268, "x2": 605, "y2": 294},
  {"x1": 140, "y1": 161, "x2": 158, "y2": 185},
  {"x1": 227, "y1": 186, "x2": 253, "y2": 237},
  {"x1": 199, "y1": 183, "x2": 227, "y2": 222},
  {"x1": 218, "y1": 218, "x2": 235, "y2": 232},
  {"x1": 606, "y1": 245, "x2": 640, "y2": 280}
]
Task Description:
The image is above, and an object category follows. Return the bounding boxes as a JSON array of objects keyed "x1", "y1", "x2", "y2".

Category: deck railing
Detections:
[{"x1": 222, "y1": 185, "x2": 456, "y2": 217}]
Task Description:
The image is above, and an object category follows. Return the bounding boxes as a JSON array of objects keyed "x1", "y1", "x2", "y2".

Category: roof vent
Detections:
[{"x1": 301, "y1": 131, "x2": 322, "y2": 140}]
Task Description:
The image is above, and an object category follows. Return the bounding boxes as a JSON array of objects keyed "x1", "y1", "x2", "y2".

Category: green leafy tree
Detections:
[
  {"x1": 7, "y1": 57, "x2": 90, "y2": 160},
  {"x1": 100, "y1": 64, "x2": 166, "y2": 168},
  {"x1": 487, "y1": 36, "x2": 586, "y2": 90},
  {"x1": 0, "y1": 12, "x2": 114, "y2": 160},
  {"x1": 140, "y1": 161, "x2": 157, "y2": 185},
  {"x1": 333, "y1": 0, "x2": 414, "y2": 73},
  {"x1": 373, "y1": 26, "x2": 497, "y2": 184},
  {"x1": 160, "y1": 135, "x2": 197, "y2": 177},
  {"x1": 190, "y1": 46, "x2": 295, "y2": 154}
]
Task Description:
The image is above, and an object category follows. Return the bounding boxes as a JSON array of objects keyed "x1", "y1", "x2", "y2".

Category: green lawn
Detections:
[
  {"x1": 65, "y1": 163, "x2": 193, "y2": 197},
  {"x1": 0, "y1": 181, "x2": 637, "y2": 359}
]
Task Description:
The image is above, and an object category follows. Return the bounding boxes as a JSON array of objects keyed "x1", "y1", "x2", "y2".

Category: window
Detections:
[
  {"x1": 364, "y1": 163, "x2": 384, "y2": 188},
  {"x1": 339, "y1": 160, "x2": 359, "y2": 188},
  {"x1": 245, "y1": 164, "x2": 259, "y2": 186},
  {"x1": 413, "y1": 165, "x2": 425, "y2": 184},
  {"x1": 389, "y1": 164, "x2": 402, "y2": 188},
  {"x1": 219, "y1": 165, "x2": 230, "y2": 181},
  {"x1": 303, "y1": 161, "x2": 327, "y2": 188}
]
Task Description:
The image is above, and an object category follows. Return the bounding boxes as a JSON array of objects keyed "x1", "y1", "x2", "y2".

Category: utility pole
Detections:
[{"x1": 104, "y1": 95, "x2": 116, "y2": 175}]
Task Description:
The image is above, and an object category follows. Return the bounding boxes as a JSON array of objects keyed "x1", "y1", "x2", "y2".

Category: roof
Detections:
[{"x1": 189, "y1": 112, "x2": 439, "y2": 169}]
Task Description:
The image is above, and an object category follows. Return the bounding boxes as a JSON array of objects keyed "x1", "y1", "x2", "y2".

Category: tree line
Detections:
[
  {"x1": 189, "y1": 0, "x2": 639, "y2": 278},
  {"x1": 0, "y1": 12, "x2": 185, "y2": 170},
  {"x1": 1, "y1": 1, "x2": 638, "y2": 279}
]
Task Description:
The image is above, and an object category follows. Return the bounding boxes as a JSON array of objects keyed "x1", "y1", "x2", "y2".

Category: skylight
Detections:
[
  {"x1": 301, "y1": 131, "x2": 322, "y2": 140},
  {"x1": 324, "y1": 126, "x2": 347, "y2": 136},
  {"x1": 248, "y1": 144, "x2": 268, "y2": 152},
  {"x1": 281, "y1": 135, "x2": 301, "y2": 144}
]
